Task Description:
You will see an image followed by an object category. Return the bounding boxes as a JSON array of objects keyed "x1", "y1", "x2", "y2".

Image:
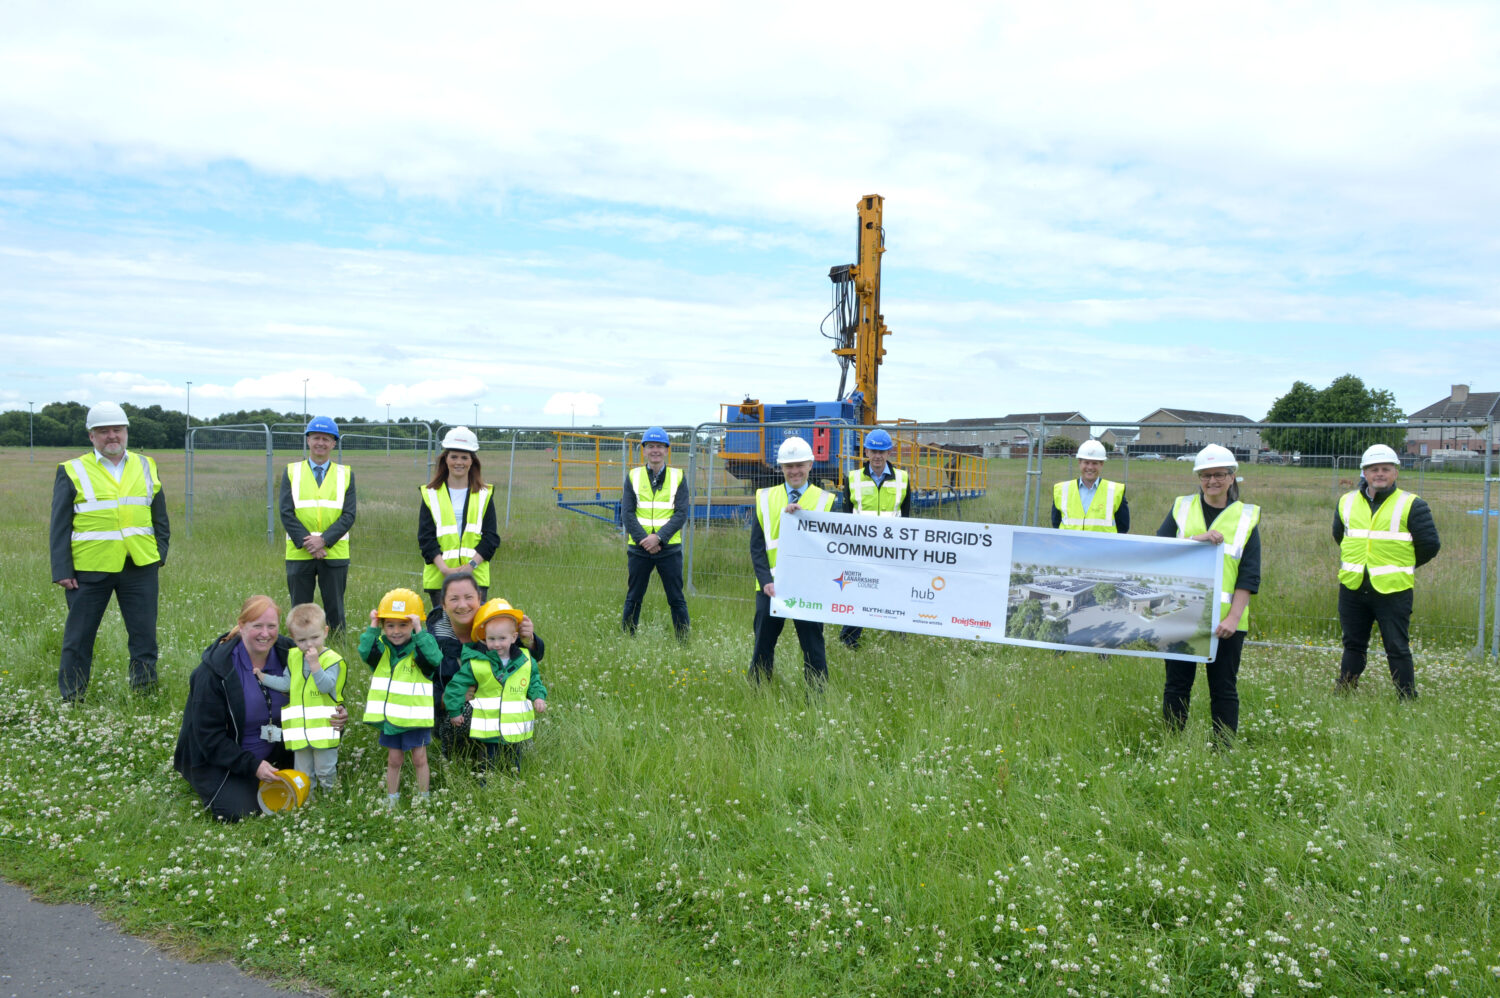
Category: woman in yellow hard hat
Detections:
[{"x1": 173, "y1": 596, "x2": 348, "y2": 821}]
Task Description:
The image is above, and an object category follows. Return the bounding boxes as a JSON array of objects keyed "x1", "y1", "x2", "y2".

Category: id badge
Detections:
[{"x1": 261, "y1": 723, "x2": 282, "y2": 743}]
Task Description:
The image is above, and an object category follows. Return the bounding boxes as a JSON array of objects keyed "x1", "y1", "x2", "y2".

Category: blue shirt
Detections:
[{"x1": 1077, "y1": 478, "x2": 1099, "y2": 510}]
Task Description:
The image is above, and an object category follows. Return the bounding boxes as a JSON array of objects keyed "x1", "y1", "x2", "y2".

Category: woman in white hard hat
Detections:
[
  {"x1": 1051, "y1": 438, "x2": 1129, "y2": 533},
  {"x1": 1153, "y1": 444, "x2": 1261, "y2": 740},
  {"x1": 418, "y1": 427, "x2": 501, "y2": 608}
]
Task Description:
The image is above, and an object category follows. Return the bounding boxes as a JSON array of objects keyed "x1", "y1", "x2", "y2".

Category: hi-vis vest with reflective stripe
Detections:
[
  {"x1": 285, "y1": 462, "x2": 351, "y2": 561},
  {"x1": 847, "y1": 467, "x2": 909, "y2": 517},
  {"x1": 420, "y1": 484, "x2": 493, "y2": 588},
  {"x1": 1053, "y1": 478, "x2": 1123, "y2": 532},
  {"x1": 1338, "y1": 488, "x2": 1417, "y2": 593},
  {"x1": 1172, "y1": 495, "x2": 1260, "y2": 632},
  {"x1": 62, "y1": 452, "x2": 161, "y2": 572},
  {"x1": 362, "y1": 642, "x2": 435, "y2": 730},
  {"x1": 754, "y1": 483, "x2": 835, "y2": 592},
  {"x1": 627, "y1": 466, "x2": 684, "y2": 545},
  {"x1": 282, "y1": 648, "x2": 346, "y2": 750},
  {"x1": 467, "y1": 650, "x2": 537, "y2": 743}
]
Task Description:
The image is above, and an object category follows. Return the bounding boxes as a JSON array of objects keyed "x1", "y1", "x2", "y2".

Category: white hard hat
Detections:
[
  {"x1": 1075, "y1": 439, "x2": 1107, "y2": 462},
  {"x1": 777, "y1": 436, "x2": 815, "y2": 464},
  {"x1": 85, "y1": 401, "x2": 130, "y2": 430},
  {"x1": 1193, "y1": 444, "x2": 1238, "y2": 473},
  {"x1": 1360, "y1": 444, "x2": 1401, "y2": 468},
  {"x1": 441, "y1": 426, "x2": 480, "y2": 452}
]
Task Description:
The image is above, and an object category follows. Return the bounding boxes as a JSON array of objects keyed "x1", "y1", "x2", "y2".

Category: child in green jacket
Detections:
[{"x1": 443, "y1": 598, "x2": 546, "y2": 773}]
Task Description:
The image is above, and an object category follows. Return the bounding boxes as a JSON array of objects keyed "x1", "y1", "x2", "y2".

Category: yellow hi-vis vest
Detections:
[
  {"x1": 62, "y1": 452, "x2": 161, "y2": 572},
  {"x1": 420, "y1": 484, "x2": 493, "y2": 588},
  {"x1": 281, "y1": 648, "x2": 347, "y2": 750},
  {"x1": 847, "y1": 467, "x2": 909, "y2": 517},
  {"x1": 1053, "y1": 478, "x2": 1122, "y2": 532},
  {"x1": 468, "y1": 651, "x2": 537, "y2": 743},
  {"x1": 362, "y1": 642, "x2": 435, "y2": 730},
  {"x1": 627, "y1": 465, "x2": 684, "y2": 545},
  {"x1": 1338, "y1": 488, "x2": 1417, "y2": 593},
  {"x1": 285, "y1": 461, "x2": 351, "y2": 561},
  {"x1": 1172, "y1": 495, "x2": 1260, "y2": 632},
  {"x1": 754, "y1": 483, "x2": 835, "y2": 592}
]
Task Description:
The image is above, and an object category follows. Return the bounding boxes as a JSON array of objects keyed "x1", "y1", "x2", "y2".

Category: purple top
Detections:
[{"x1": 232, "y1": 641, "x2": 288, "y2": 761}]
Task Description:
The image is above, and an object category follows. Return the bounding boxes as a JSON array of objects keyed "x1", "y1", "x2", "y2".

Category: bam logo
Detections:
[{"x1": 783, "y1": 596, "x2": 824, "y2": 611}]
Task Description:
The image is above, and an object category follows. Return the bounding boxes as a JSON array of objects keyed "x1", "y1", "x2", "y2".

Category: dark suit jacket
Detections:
[{"x1": 279, "y1": 460, "x2": 357, "y2": 560}]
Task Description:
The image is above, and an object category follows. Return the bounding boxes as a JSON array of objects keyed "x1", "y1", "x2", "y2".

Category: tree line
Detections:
[{"x1": 0, "y1": 404, "x2": 562, "y2": 450}]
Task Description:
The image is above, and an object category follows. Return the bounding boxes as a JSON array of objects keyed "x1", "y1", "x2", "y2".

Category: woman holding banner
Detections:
[
  {"x1": 417, "y1": 427, "x2": 500, "y2": 608},
  {"x1": 1155, "y1": 444, "x2": 1261, "y2": 740}
]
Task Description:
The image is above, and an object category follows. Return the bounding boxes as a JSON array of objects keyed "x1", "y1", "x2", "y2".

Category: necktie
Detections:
[
  {"x1": 314, "y1": 465, "x2": 325, "y2": 486},
  {"x1": 788, "y1": 489, "x2": 801, "y2": 504}
]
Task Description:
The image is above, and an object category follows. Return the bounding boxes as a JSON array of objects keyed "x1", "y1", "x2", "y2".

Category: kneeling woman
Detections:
[
  {"x1": 173, "y1": 596, "x2": 345, "y2": 820},
  {"x1": 1155, "y1": 445, "x2": 1261, "y2": 740}
]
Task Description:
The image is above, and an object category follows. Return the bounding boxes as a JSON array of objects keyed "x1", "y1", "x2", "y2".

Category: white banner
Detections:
[{"x1": 770, "y1": 511, "x2": 1224, "y2": 661}]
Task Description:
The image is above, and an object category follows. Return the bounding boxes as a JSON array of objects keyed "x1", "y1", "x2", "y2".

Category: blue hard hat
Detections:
[
  {"x1": 305, "y1": 416, "x2": 340, "y2": 439},
  {"x1": 642, "y1": 426, "x2": 670, "y2": 445},
  {"x1": 864, "y1": 428, "x2": 894, "y2": 451}
]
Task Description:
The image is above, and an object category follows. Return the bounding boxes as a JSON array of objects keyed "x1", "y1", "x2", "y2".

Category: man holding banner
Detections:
[
  {"x1": 838, "y1": 428, "x2": 911, "y2": 650},
  {"x1": 749, "y1": 437, "x2": 836, "y2": 688}
]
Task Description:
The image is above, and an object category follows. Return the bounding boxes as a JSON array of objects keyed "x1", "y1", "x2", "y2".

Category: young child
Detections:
[
  {"x1": 443, "y1": 598, "x2": 547, "y2": 773},
  {"x1": 359, "y1": 587, "x2": 443, "y2": 807},
  {"x1": 254, "y1": 602, "x2": 346, "y2": 792}
]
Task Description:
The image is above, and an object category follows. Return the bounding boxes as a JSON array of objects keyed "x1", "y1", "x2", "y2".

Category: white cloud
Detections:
[{"x1": 543, "y1": 393, "x2": 605, "y2": 420}]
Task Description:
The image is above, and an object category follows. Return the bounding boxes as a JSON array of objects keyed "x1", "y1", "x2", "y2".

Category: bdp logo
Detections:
[{"x1": 831, "y1": 603, "x2": 854, "y2": 614}]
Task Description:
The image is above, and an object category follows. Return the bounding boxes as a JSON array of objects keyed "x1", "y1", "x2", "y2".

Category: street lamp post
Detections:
[
  {"x1": 473, "y1": 402, "x2": 479, "y2": 428},
  {"x1": 302, "y1": 379, "x2": 309, "y2": 422},
  {"x1": 185, "y1": 381, "x2": 192, "y2": 438}
]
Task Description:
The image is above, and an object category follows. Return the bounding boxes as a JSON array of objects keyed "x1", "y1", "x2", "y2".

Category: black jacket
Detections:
[
  {"x1": 416, "y1": 483, "x2": 500, "y2": 564},
  {"x1": 1331, "y1": 482, "x2": 1441, "y2": 568},
  {"x1": 621, "y1": 465, "x2": 689, "y2": 546},
  {"x1": 173, "y1": 633, "x2": 293, "y2": 781},
  {"x1": 49, "y1": 457, "x2": 170, "y2": 581},
  {"x1": 279, "y1": 461, "x2": 357, "y2": 559}
]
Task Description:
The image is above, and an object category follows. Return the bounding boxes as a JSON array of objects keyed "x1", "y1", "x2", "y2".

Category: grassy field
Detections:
[{"x1": 1, "y1": 445, "x2": 1497, "y2": 997}]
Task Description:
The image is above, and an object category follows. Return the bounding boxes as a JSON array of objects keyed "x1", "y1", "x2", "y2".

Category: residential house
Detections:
[
  {"x1": 1405, "y1": 384, "x2": 1499, "y2": 456},
  {"x1": 1136, "y1": 408, "x2": 1263, "y2": 457}
]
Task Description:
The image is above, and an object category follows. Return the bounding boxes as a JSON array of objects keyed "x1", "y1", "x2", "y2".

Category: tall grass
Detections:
[{"x1": 0, "y1": 445, "x2": 1496, "y2": 996}]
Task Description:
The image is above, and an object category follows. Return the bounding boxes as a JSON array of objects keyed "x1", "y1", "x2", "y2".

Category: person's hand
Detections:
[
  {"x1": 1194, "y1": 530, "x2": 1224, "y2": 544},
  {"x1": 451, "y1": 716, "x2": 465, "y2": 727},
  {"x1": 330, "y1": 705, "x2": 348, "y2": 731},
  {"x1": 465, "y1": 688, "x2": 477, "y2": 702},
  {"x1": 641, "y1": 533, "x2": 661, "y2": 553},
  {"x1": 253, "y1": 666, "x2": 265, "y2": 681},
  {"x1": 436, "y1": 559, "x2": 455, "y2": 577},
  {"x1": 784, "y1": 503, "x2": 803, "y2": 514},
  {"x1": 407, "y1": 613, "x2": 424, "y2": 632},
  {"x1": 302, "y1": 533, "x2": 327, "y2": 555},
  {"x1": 763, "y1": 582, "x2": 776, "y2": 597},
  {"x1": 1215, "y1": 612, "x2": 1241, "y2": 638},
  {"x1": 55, "y1": 578, "x2": 79, "y2": 590},
  {"x1": 532, "y1": 698, "x2": 547, "y2": 715},
  {"x1": 369, "y1": 609, "x2": 379, "y2": 626},
  {"x1": 255, "y1": 761, "x2": 279, "y2": 782},
  {"x1": 520, "y1": 615, "x2": 535, "y2": 646}
]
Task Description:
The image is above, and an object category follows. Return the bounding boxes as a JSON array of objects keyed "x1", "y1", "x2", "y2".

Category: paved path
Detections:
[{"x1": 0, "y1": 881, "x2": 322, "y2": 998}]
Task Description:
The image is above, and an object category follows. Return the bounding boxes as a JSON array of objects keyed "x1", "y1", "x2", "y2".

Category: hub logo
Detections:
[
  {"x1": 782, "y1": 596, "x2": 824, "y2": 611},
  {"x1": 951, "y1": 615, "x2": 992, "y2": 629},
  {"x1": 832, "y1": 570, "x2": 879, "y2": 591},
  {"x1": 831, "y1": 603, "x2": 854, "y2": 614},
  {"x1": 911, "y1": 586, "x2": 935, "y2": 601},
  {"x1": 931, "y1": 576, "x2": 946, "y2": 590}
]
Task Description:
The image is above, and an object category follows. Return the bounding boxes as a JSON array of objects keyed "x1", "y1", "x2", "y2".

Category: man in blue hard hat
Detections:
[
  {"x1": 50, "y1": 401, "x2": 170, "y2": 700},
  {"x1": 620, "y1": 426, "x2": 690, "y2": 639},
  {"x1": 279, "y1": 416, "x2": 357, "y2": 632},
  {"x1": 836, "y1": 428, "x2": 912, "y2": 649}
]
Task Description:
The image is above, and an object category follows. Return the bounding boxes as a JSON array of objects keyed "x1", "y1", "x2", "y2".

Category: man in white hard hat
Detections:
[
  {"x1": 621, "y1": 426, "x2": 690, "y2": 639},
  {"x1": 1051, "y1": 439, "x2": 1129, "y2": 533},
  {"x1": 749, "y1": 435, "x2": 836, "y2": 687},
  {"x1": 49, "y1": 402, "x2": 170, "y2": 700},
  {"x1": 280, "y1": 416, "x2": 357, "y2": 633},
  {"x1": 1333, "y1": 444, "x2": 1440, "y2": 697},
  {"x1": 837, "y1": 428, "x2": 911, "y2": 649}
]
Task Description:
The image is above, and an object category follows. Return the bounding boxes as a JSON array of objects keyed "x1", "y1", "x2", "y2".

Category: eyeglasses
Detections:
[{"x1": 1197, "y1": 471, "x2": 1232, "y2": 482}]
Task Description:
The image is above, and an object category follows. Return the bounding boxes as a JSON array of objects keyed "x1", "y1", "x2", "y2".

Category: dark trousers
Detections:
[
  {"x1": 623, "y1": 547, "x2": 690, "y2": 637},
  {"x1": 1338, "y1": 584, "x2": 1416, "y2": 697},
  {"x1": 286, "y1": 558, "x2": 349, "y2": 632},
  {"x1": 59, "y1": 562, "x2": 159, "y2": 700},
  {"x1": 183, "y1": 745, "x2": 291, "y2": 822},
  {"x1": 1164, "y1": 630, "x2": 1245, "y2": 737},
  {"x1": 750, "y1": 591, "x2": 827, "y2": 688},
  {"x1": 839, "y1": 625, "x2": 864, "y2": 647}
]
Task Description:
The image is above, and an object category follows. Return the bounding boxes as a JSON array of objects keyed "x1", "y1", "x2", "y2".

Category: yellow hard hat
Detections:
[
  {"x1": 473, "y1": 598, "x2": 523, "y2": 638},
  {"x1": 257, "y1": 769, "x2": 311, "y2": 814},
  {"x1": 377, "y1": 588, "x2": 426, "y2": 620}
]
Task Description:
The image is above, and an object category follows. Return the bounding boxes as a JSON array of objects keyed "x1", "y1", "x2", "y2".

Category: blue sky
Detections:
[{"x1": 3, "y1": 1, "x2": 1497, "y2": 428}]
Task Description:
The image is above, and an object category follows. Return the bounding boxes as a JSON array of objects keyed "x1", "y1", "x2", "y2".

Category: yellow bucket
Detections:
[{"x1": 257, "y1": 769, "x2": 311, "y2": 814}]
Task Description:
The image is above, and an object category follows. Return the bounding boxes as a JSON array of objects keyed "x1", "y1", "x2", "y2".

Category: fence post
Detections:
[
  {"x1": 185, "y1": 428, "x2": 195, "y2": 538},
  {"x1": 1489, "y1": 418, "x2": 1499, "y2": 657},
  {"x1": 506, "y1": 430, "x2": 518, "y2": 528},
  {"x1": 264, "y1": 423, "x2": 275, "y2": 546},
  {"x1": 685, "y1": 431, "x2": 699, "y2": 593}
]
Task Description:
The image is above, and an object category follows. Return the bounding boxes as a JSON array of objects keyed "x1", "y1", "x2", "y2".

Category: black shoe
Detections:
[{"x1": 1334, "y1": 673, "x2": 1359, "y2": 693}]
